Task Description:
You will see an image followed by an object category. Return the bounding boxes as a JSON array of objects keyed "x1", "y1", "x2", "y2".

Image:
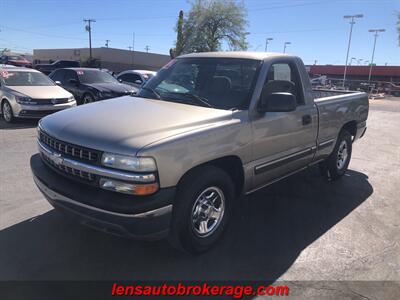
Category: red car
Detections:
[{"x1": 0, "y1": 55, "x2": 32, "y2": 68}]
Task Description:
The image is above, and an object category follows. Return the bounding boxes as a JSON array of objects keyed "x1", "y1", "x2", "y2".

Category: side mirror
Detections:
[
  {"x1": 118, "y1": 78, "x2": 123, "y2": 83},
  {"x1": 258, "y1": 92, "x2": 297, "y2": 113},
  {"x1": 69, "y1": 78, "x2": 78, "y2": 85},
  {"x1": 55, "y1": 81, "x2": 62, "y2": 85}
]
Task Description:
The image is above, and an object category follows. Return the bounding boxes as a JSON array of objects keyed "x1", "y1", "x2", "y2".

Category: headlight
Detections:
[
  {"x1": 101, "y1": 153, "x2": 157, "y2": 172},
  {"x1": 16, "y1": 96, "x2": 35, "y2": 105}
]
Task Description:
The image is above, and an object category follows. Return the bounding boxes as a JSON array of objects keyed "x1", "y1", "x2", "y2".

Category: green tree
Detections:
[
  {"x1": 174, "y1": 0, "x2": 248, "y2": 54},
  {"x1": 170, "y1": 10, "x2": 185, "y2": 58}
]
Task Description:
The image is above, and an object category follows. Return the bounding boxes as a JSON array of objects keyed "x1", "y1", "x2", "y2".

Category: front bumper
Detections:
[
  {"x1": 13, "y1": 101, "x2": 76, "y2": 119},
  {"x1": 30, "y1": 154, "x2": 175, "y2": 240}
]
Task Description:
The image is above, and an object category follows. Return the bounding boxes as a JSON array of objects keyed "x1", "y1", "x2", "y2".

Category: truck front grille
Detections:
[
  {"x1": 42, "y1": 153, "x2": 96, "y2": 182},
  {"x1": 39, "y1": 130, "x2": 100, "y2": 163}
]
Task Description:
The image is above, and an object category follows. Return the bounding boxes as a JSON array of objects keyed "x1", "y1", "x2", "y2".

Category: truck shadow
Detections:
[{"x1": 0, "y1": 168, "x2": 373, "y2": 281}]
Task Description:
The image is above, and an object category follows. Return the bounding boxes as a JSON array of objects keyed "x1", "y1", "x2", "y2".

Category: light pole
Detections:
[
  {"x1": 265, "y1": 38, "x2": 273, "y2": 52},
  {"x1": 283, "y1": 42, "x2": 291, "y2": 53},
  {"x1": 342, "y1": 14, "x2": 363, "y2": 87},
  {"x1": 84, "y1": 18, "x2": 96, "y2": 61},
  {"x1": 105, "y1": 40, "x2": 110, "y2": 48},
  {"x1": 368, "y1": 29, "x2": 385, "y2": 83}
]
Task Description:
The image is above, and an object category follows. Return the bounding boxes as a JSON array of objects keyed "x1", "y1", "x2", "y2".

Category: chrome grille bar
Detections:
[{"x1": 38, "y1": 140, "x2": 156, "y2": 183}]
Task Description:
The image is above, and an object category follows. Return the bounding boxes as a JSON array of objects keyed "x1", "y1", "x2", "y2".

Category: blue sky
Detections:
[{"x1": 0, "y1": 0, "x2": 399, "y2": 65}]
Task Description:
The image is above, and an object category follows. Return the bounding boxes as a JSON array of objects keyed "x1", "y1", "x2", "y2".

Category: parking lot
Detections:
[{"x1": 0, "y1": 97, "x2": 399, "y2": 287}]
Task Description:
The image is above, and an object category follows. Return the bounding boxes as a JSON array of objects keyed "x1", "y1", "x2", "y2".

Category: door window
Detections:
[
  {"x1": 49, "y1": 69, "x2": 65, "y2": 82},
  {"x1": 264, "y1": 63, "x2": 304, "y2": 105},
  {"x1": 63, "y1": 70, "x2": 78, "y2": 85},
  {"x1": 119, "y1": 73, "x2": 142, "y2": 84}
]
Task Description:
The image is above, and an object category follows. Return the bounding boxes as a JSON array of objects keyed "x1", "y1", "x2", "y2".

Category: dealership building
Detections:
[
  {"x1": 307, "y1": 65, "x2": 400, "y2": 83},
  {"x1": 33, "y1": 47, "x2": 170, "y2": 72}
]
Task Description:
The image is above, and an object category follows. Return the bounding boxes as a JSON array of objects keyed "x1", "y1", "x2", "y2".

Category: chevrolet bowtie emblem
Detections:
[{"x1": 49, "y1": 152, "x2": 63, "y2": 165}]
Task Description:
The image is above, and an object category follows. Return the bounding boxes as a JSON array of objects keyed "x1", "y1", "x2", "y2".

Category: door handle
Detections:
[{"x1": 302, "y1": 115, "x2": 312, "y2": 125}]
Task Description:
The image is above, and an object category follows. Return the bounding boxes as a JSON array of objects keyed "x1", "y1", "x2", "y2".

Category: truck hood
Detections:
[
  {"x1": 40, "y1": 96, "x2": 233, "y2": 156},
  {"x1": 6, "y1": 85, "x2": 72, "y2": 99}
]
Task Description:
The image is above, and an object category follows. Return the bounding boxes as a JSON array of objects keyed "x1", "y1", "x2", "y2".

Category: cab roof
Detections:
[{"x1": 178, "y1": 51, "x2": 293, "y2": 60}]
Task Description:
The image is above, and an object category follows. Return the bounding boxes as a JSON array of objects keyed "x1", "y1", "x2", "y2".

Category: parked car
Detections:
[
  {"x1": 0, "y1": 67, "x2": 76, "y2": 123},
  {"x1": 117, "y1": 70, "x2": 156, "y2": 88},
  {"x1": 0, "y1": 55, "x2": 32, "y2": 68},
  {"x1": 383, "y1": 82, "x2": 400, "y2": 97},
  {"x1": 35, "y1": 60, "x2": 80, "y2": 75},
  {"x1": 49, "y1": 68, "x2": 138, "y2": 105},
  {"x1": 31, "y1": 52, "x2": 368, "y2": 253}
]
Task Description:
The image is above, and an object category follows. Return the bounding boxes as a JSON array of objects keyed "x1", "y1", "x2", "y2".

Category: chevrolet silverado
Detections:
[{"x1": 30, "y1": 52, "x2": 369, "y2": 253}]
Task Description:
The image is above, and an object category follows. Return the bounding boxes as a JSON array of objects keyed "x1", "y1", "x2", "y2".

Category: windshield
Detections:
[
  {"x1": 77, "y1": 69, "x2": 119, "y2": 84},
  {"x1": 138, "y1": 58, "x2": 261, "y2": 110},
  {"x1": 0, "y1": 70, "x2": 55, "y2": 86}
]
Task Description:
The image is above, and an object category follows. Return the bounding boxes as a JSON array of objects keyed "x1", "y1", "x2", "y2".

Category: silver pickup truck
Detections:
[{"x1": 30, "y1": 52, "x2": 369, "y2": 253}]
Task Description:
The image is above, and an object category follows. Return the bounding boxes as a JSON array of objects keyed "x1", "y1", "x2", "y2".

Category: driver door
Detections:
[{"x1": 251, "y1": 62, "x2": 318, "y2": 189}]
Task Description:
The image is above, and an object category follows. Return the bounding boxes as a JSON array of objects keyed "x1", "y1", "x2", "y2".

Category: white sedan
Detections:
[
  {"x1": 0, "y1": 66, "x2": 76, "y2": 123},
  {"x1": 116, "y1": 69, "x2": 156, "y2": 88}
]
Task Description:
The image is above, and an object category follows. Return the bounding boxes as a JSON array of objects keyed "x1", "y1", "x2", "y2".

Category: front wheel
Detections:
[
  {"x1": 319, "y1": 130, "x2": 352, "y2": 180},
  {"x1": 169, "y1": 166, "x2": 235, "y2": 254},
  {"x1": 2, "y1": 100, "x2": 15, "y2": 123},
  {"x1": 82, "y1": 93, "x2": 95, "y2": 105}
]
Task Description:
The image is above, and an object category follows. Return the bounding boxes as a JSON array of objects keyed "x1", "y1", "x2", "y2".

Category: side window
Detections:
[
  {"x1": 264, "y1": 63, "x2": 304, "y2": 105},
  {"x1": 118, "y1": 74, "x2": 131, "y2": 82},
  {"x1": 50, "y1": 69, "x2": 65, "y2": 83},
  {"x1": 119, "y1": 73, "x2": 142, "y2": 84},
  {"x1": 63, "y1": 70, "x2": 78, "y2": 85},
  {"x1": 129, "y1": 74, "x2": 143, "y2": 83}
]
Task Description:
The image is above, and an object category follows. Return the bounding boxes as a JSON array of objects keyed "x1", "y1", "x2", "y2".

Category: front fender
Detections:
[{"x1": 137, "y1": 115, "x2": 252, "y2": 188}]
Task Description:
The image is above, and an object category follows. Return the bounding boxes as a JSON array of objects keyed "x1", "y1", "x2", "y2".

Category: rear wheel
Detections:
[
  {"x1": 169, "y1": 166, "x2": 235, "y2": 254},
  {"x1": 2, "y1": 100, "x2": 15, "y2": 123},
  {"x1": 319, "y1": 130, "x2": 352, "y2": 180}
]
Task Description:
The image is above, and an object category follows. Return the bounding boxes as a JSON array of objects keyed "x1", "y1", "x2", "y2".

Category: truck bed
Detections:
[
  {"x1": 312, "y1": 89, "x2": 360, "y2": 99},
  {"x1": 313, "y1": 89, "x2": 369, "y2": 147}
]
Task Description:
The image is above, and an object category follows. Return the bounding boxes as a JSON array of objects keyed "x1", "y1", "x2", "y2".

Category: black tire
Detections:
[
  {"x1": 82, "y1": 93, "x2": 95, "y2": 105},
  {"x1": 2, "y1": 100, "x2": 15, "y2": 123},
  {"x1": 169, "y1": 165, "x2": 235, "y2": 254},
  {"x1": 319, "y1": 130, "x2": 352, "y2": 180}
]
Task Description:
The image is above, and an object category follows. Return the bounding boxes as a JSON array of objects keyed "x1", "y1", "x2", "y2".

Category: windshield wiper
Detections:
[
  {"x1": 165, "y1": 92, "x2": 212, "y2": 108},
  {"x1": 141, "y1": 86, "x2": 161, "y2": 99}
]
